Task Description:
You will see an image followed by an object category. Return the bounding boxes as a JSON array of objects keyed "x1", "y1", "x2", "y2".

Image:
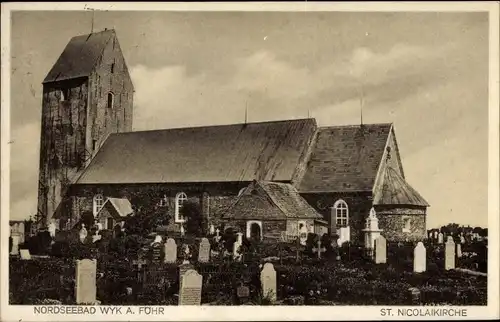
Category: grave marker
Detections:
[
  {"x1": 456, "y1": 243, "x2": 462, "y2": 258},
  {"x1": 198, "y1": 238, "x2": 211, "y2": 263},
  {"x1": 438, "y1": 232, "x2": 443, "y2": 244},
  {"x1": 179, "y1": 262, "x2": 195, "y2": 291},
  {"x1": 413, "y1": 242, "x2": 426, "y2": 273},
  {"x1": 312, "y1": 240, "x2": 326, "y2": 259},
  {"x1": 179, "y1": 269, "x2": 202, "y2": 305},
  {"x1": 164, "y1": 238, "x2": 177, "y2": 263},
  {"x1": 374, "y1": 235, "x2": 387, "y2": 264},
  {"x1": 10, "y1": 235, "x2": 19, "y2": 255},
  {"x1": 79, "y1": 224, "x2": 88, "y2": 243},
  {"x1": 260, "y1": 263, "x2": 277, "y2": 302},
  {"x1": 445, "y1": 237, "x2": 455, "y2": 270},
  {"x1": 233, "y1": 233, "x2": 243, "y2": 261},
  {"x1": 20, "y1": 249, "x2": 31, "y2": 260},
  {"x1": 75, "y1": 259, "x2": 97, "y2": 304},
  {"x1": 151, "y1": 243, "x2": 161, "y2": 264}
]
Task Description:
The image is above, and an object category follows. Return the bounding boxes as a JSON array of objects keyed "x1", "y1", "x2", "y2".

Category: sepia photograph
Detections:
[{"x1": 1, "y1": 2, "x2": 499, "y2": 321}]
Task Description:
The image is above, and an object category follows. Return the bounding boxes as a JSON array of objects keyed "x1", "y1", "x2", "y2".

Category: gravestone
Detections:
[
  {"x1": 456, "y1": 243, "x2": 462, "y2": 258},
  {"x1": 312, "y1": 239, "x2": 326, "y2": 259},
  {"x1": 445, "y1": 237, "x2": 455, "y2": 270},
  {"x1": 434, "y1": 231, "x2": 438, "y2": 239},
  {"x1": 179, "y1": 262, "x2": 195, "y2": 291},
  {"x1": 460, "y1": 235, "x2": 466, "y2": 244},
  {"x1": 151, "y1": 243, "x2": 161, "y2": 264},
  {"x1": 79, "y1": 224, "x2": 88, "y2": 243},
  {"x1": 179, "y1": 269, "x2": 202, "y2": 305},
  {"x1": 10, "y1": 235, "x2": 19, "y2": 255},
  {"x1": 237, "y1": 284, "x2": 250, "y2": 304},
  {"x1": 260, "y1": 263, "x2": 277, "y2": 302},
  {"x1": 209, "y1": 224, "x2": 215, "y2": 235},
  {"x1": 299, "y1": 224, "x2": 308, "y2": 246},
  {"x1": 214, "y1": 228, "x2": 221, "y2": 243},
  {"x1": 233, "y1": 233, "x2": 243, "y2": 262},
  {"x1": 374, "y1": 235, "x2": 387, "y2": 264},
  {"x1": 438, "y1": 232, "x2": 443, "y2": 244},
  {"x1": 18, "y1": 222, "x2": 25, "y2": 243},
  {"x1": 198, "y1": 238, "x2": 211, "y2": 263},
  {"x1": 75, "y1": 259, "x2": 97, "y2": 304},
  {"x1": 413, "y1": 242, "x2": 426, "y2": 273},
  {"x1": 164, "y1": 238, "x2": 177, "y2": 263},
  {"x1": 20, "y1": 249, "x2": 31, "y2": 260}
]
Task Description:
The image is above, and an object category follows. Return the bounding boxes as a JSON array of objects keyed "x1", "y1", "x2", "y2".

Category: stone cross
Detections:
[
  {"x1": 75, "y1": 259, "x2": 97, "y2": 304},
  {"x1": 164, "y1": 238, "x2": 177, "y2": 263},
  {"x1": 312, "y1": 239, "x2": 326, "y2": 259},
  {"x1": 413, "y1": 242, "x2": 426, "y2": 273},
  {"x1": 198, "y1": 237, "x2": 211, "y2": 263},
  {"x1": 437, "y1": 232, "x2": 444, "y2": 244},
  {"x1": 445, "y1": 236, "x2": 455, "y2": 270},
  {"x1": 179, "y1": 269, "x2": 202, "y2": 306},
  {"x1": 374, "y1": 235, "x2": 387, "y2": 264},
  {"x1": 79, "y1": 224, "x2": 88, "y2": 243},
  {"x1": 260, "y1": 263, "x2": 277, "y2": 302}
]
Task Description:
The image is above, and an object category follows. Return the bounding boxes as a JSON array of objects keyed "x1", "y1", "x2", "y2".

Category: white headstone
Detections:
[
  {"x1": 164, "y1": 238, "x2": 177, "y2": 263},
  {"x1": 375, "y1": 235, "x2": 387, "y2": 264},
  {"x1": 198, "y1": 238, "x2": 211, "y2": 263},
  {"x1": 10, "y1": 235, "x2": 20, "y2": 255},
  {"x1": 434, "y1": 231, "x2": 438, "y2": 239},
  {"x1": 209, "y1": 224, "x2": 215, "y2": 235},
  {"x1": 413, "y1": 242, "x2": 426, "y2": 273},
  {"x1": 179, "y1": 269, "x2": 202, "y2": 306},
  {"x1": 20, "y1": 249, "x2": 31, "y2": 260},
  {"x1": 79, "y1": 224, "x2": 88, "y2": 243},
  {"x1": 233, "y1": 232, "x2": 243, "y2": 261},
  {"x1": 438, "y1": 232, "x2": 444, "y2": 244},
  {"x1": 180, "y1": 225, "x2": 185, "y2": 237},
  {"x1": 75, "y1": 259, "x2": 97, "y2": 304},
  {"x1": 445, "y1": 237, "x2": 455, "y2": 270},
  {"x1": 299, "y1": 224, "x2": 308, "y2": 246},
  {"x1": 460, "y1": 235, "x2": 466, "y2": 244},
  {"x1": 48, "y1": 222, "x2": 57, "y2": 238},
  {"x1": 18, "y1": 222, "x2": 25, "y2": 243},
  {"x1": 456, "y1": 243, "x2": 462, "y2": 258},
  {"x1": 260, "y1": 263, "x2": 277, "y2": 302}
]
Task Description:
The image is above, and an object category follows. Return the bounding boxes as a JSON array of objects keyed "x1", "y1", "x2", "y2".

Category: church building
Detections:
[{"x1": 36, "y1": 29, "x2": 429, "y2": 244}]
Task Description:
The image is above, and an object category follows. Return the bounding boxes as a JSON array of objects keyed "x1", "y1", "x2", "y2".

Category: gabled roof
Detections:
[
  {"x1": 297, "y1": 123, "x2": 393, "y2": 192},
  {"x1": 96, "y1": 197, "x2": 134, "y2": 219},
  {"x1": 224, "y1": 181, "x2": 324, "y2": 220},
  {"x1": 43, "y1": 29, "x2": 115, "y2": 83},
  {"x1": 373, "y1": 167, "x2": 429, "y2": 207},
  {"x1": 76, "y1": 118, "x2": 317, "y2": 184}
]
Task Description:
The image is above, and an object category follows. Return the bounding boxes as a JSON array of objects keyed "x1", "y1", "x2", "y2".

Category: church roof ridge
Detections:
[
  {"x1": 113, "y1": 118, "x2": 317, "y2": 136},
  {"x1": 318, "y1": 122, "x2": 393, "y2": 130}
]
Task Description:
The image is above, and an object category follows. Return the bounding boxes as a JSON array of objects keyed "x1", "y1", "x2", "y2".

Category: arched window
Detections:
[
  {"x1": 333, "y1": 199, "x2": 349, "y2": 227},
  {"x1": 93, "y1": 194, "x2": 105, "y2": 216},
  {"x1": 107, "y1": 92, "x2": 114, "y2": 109},
  {"x1": 175, "y1": 192, "x2": 188, "y2": 223}
]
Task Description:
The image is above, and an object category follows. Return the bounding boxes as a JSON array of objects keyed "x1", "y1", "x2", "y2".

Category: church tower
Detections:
[{"x1": 36, "y1": 29, "x2": 134, "y2": 229}]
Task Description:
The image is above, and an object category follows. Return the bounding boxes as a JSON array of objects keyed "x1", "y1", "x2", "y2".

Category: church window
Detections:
[
  {"x1": 158, "y1": 194, "x2": 168, "y2": 207},
  {"x1": 333, "y1": 199, "x2": 349, "y2": 227},
  {"x1": 93, "y1": 194, "x2": 105, "y2": 216},
  {"x1": 402, "y1": 217, "x2": 411, "y2": 233},
  {"x1": 107, "y1": 92, "x2": 114, "y2": 109},
  {"x1": 111, "y1": 62, "x2": 115, "y2": 74},
  {"x1": 175, "y1": 192, "x2": 188, "y2": 223}
]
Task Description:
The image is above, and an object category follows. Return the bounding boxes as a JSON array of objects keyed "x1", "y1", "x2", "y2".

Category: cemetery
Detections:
[{"x1": 9, "y1": 220, "x2": 487, "y2": 306}]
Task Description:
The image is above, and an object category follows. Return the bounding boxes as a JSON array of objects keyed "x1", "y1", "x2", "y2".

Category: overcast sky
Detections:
[{"x1": 9, "y1": 10, "x2": 489, "y2": 228}]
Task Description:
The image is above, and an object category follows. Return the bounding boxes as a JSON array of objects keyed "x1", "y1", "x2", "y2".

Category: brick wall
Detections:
[{"x1": 375, "y1": 206, "x2": 427, "y2": 242}]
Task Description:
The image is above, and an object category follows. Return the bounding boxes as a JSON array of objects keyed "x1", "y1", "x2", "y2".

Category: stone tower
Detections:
[{"x1": 36, "y1": 29, "x2": 134, "y2": 229}]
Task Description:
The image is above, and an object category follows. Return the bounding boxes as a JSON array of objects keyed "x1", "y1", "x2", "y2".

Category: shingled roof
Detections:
[
  {"x1": 224, "y1": 181, "x2": 324, "y2": 220},
  {"x1": 43, "y1": 29, "x2": 115, "y2": 83},
  {"x1": 297, "y1": 123, "x2": 393, "y2": 193},
  {"x1": 76, "y1": 118, "x2": 317, "y2": 184},
  {"x1": 373, "y1": 167, "x2": 429, "y2": 207}
]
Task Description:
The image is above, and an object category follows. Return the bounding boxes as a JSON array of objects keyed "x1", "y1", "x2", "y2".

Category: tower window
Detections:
[
  {"x1": 111, "y1": 63, "x2": 115, "y2": 74},
  {"x1": 107, "y1": 92, "x2": 114, "y2": 109},
  {"x1": 59, "y1": 88, "x2": 70, "y2": 102}
]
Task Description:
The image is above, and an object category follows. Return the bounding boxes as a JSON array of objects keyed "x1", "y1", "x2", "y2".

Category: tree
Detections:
[
  {"x1": 124, "y1": 189, "x2": 170, "y2": 236},
  {"x1": 182, "y1": 201, "x2": 204, "y2": 236}
]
